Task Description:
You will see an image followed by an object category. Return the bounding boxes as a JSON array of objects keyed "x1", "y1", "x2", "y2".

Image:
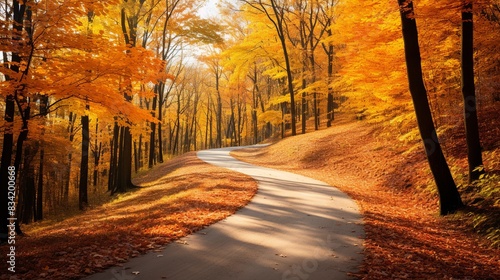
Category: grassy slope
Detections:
[{"x1": 232, "y1": 113, "x2": 500, "y2": 279}]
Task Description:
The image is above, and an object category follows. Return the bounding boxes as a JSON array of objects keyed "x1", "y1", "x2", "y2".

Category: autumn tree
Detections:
[
  {"x1": 288, "y1": 0, "x2": 328, "y2": 132},
  {"x1": 0, "y1": 1, "x2": 165, "y2": 233},
  {"x1": 318, "y1": 0, "x2": 337, "y2": 127},
  {"x1": 110, "y1": 0, "x2": 156, "y2": 194},
  {"x1": 242, "y1": 0, "x2": 297, "y2": 136},
  {"x1": 79, "y1": 9, "x2": 95, "y2": 211},
  {"x1": 220, "y1": 3, "x2": 278, "y2": 143},
  {"x1": 0, "y1": 0, "x2": 28, "y2": 239},
  {"x1": 397, "y1": 0, "x2": 463, "y2": 215},
  {"x1": 146, "y1": 0, "x2": 184, "y2": 168},
  {"x1": 200, "y1": 48, "x2": 226, "y2": 148}
]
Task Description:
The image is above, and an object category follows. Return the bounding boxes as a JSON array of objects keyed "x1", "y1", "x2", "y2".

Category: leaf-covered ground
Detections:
[
  {"x1": 2, "y1": 113, "x2": 498, "y2": 280},
  {"x1": 232, "y1": 115, "x2": 500, "y2": 280},
  {"x1": 0, "y1": 152, "x2": 257, "y2": 280}
]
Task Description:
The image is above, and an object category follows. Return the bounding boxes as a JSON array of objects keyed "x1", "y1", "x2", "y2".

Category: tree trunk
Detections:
[
  {"x1": 149, "y1": 93, "x2": 158, "y2": 168},
  {"x1": 281, "y1": 36, "x2": 297, "y2": 136},
  {"x1": 134, "y1": 141, "x2": 139, "y2": 173},
  {"x1": 281, "y1": 103, "x2": 286, "y2": 139},
  {"x1": 301, "y1": 77, "x2": 307, "y2": 134},
  {"x1": 111, "y1": 2, "x2": 142, "y2": 194},
  {"x1": 184, "y1": 120, "x2": 190, "y2": 153},
  {"x1": 35, "y1": 148, "x2": 44, "y2": 221},
  {"x1": 173, "y1": 93, "x2": 182, "y2": 154},
  {"x1": 209, "y1": 107, "x2": 214, "y2": 148},
  {"x1": 309, "y1": 42, "x2": 319, "y2": 131},
  {"x1": 205, "y1": 102, "x2": 211, "y2": 149},
  {"x1": 93, "y1": 143, "x2": 100, "y2": 187},
  {"x1": 137, "y1": 134, "x2": 143, "y2": 170},
  {"x1": 239, "y1": 98, "x2": 245, "y2": 145},
  {"x1": 323, "y1": 31, "x2": 335, "y2": 127},
  {"x1": 79, "y1": 113, "x2": 89, "y2": 210},
  {"x1": 108, "y1": 122, "x2": 119, "y2": 192},
  {"x1": 461, "y1": 1, "x2": 484, "y2": 182},
  {"x1": 398, "y1": 0, "x2": 464, "y2": 215},
  {"x1": 19, "y1": 144, "x2": 36, "y2": 224},
  {"x1": 114, "y1": 126, "x2": 136, "y2": 193},
  {"x1": 11, "y1": 100, "x2": 29, "y2": 236},
  {"x1": 65, "y1": 112, "x2": 76, "y2": 202},
  {"x1": 191, "y1": 92, "x2": 199, "y2": 150},
  {"x1": 13, "y1": 97, "x2": 30, "y2": 185},
  {"x1": 0, "y1": 94, "x2": 15, "y2": 240},
  {"x1": 216, "y1": 89, "x2": 223, "y2": 148},
  {"x1": 251, "y1": 66, "x2": 259, "y2": 144},
  {"x1": 158, "y1": 120, "x2": 164, "y2": 163},
  {"x1": 93, "y1": 120, "x2": 101, "y2": 187}
]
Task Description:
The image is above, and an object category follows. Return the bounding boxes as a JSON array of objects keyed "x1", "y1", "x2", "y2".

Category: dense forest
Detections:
[{"x1": 1, "y1": 0, "x2": 499, "y2": 244}]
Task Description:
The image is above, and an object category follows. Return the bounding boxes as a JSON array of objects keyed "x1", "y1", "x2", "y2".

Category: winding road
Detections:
[{"x1": 85, "y1": 146, "x2": 364, "y2": 280}]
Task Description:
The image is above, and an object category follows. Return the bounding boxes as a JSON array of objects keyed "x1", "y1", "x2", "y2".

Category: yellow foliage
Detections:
[{"x1": 258, "y1": 110, "x2": 282, "y2": 126}]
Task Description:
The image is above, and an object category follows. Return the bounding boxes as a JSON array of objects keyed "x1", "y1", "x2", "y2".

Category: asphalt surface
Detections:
[{"x1": 84, "y1": 145, "x2": 364, "y2": 280}]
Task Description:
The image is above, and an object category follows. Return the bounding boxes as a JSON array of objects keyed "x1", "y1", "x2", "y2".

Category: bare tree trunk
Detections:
[
  {"x1": 216, "y1": 84, "x2": 223, "y2": 147},
  {"x1": 19, "y1": 144, "x2": 36, "y2": 224},
  {"x1": 79, "y1": 112, "x2": 89, "y2": 210},
  {"x1": 35, "y1": 148, "x2": 44, "y2": 221},
  {"x1": 301, "y1": 76, "x2": 307, "y2": 134},
  {"x1": 461, "y1": 0, "x2": 484, "y2": 182},
  {"x1": 149, "y1": 92, "x2": 158, "y2": 168},
  {"x1": 108, "y1": 122, "x2": 119, "y2": 192},
  {"x1": 92, "y1": 119, "x2": 101, "y2": 187}
]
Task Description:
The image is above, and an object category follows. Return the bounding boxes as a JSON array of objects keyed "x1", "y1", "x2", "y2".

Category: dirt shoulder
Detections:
[
  {"x1": 0, "y1": 152, "x2": 257, "y2": 280},
  {"x1": 231, "y1": 117, "x2": 500, "y2": 279}
]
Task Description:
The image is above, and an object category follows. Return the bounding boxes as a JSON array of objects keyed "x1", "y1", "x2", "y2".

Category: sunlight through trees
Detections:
[{"x1": 1, "y1": 0, "x2": 500, "y2": 238}]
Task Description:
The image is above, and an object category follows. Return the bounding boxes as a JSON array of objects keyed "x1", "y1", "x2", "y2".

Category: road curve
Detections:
[{"x1": 85, "y1": 145, "x2": 364, "y2": 280}]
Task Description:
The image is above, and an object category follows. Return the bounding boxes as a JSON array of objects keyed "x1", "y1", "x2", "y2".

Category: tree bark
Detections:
[
  {"x1": 19, "y1": 144, "x2": 36, "y2": 224},
  {"x1": 36, "y1": 148, "x2": 44, "y2": 221},
  {"x1": 251, "y1": 65, "x2": 259, "y2": 144},
  {"x1": 461, "y1": 1, "x2": 484, "y2": 182},
  {"x1": 157, "y1": 95, "x2": 165, "y2": 163},
  {"x1": 92, "y1": 119, "x2": 101, "y2": 187},
  {"x1": 108, "y1": 122, "x2": 120, "y2": 192},
  {"x1": 301, "y1": 77, "x2": 307, "y2": 134},
  {"x1": 149, "y1": 91, "x2": 158, "y2": 168},
  {"x1": 397, "y1": 0, "x2": 464, "y2": 215},
  {"x1": 79, "y1": 113, "x2": 89, "y2": 210},
  {"x1": 215, "y1": 72, "x2": 223, "y2": 148}
]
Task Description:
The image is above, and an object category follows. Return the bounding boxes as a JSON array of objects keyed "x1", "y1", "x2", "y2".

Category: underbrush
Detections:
[
  {"x1": 418, "y1": 150, "x2": 500, "y2": 249},
  {"x1": 455, "y1": 150, "x2": 500, "y2": 248},
  {"x1": 383, "y1": 109, "x2": 500, "y2": 249}
]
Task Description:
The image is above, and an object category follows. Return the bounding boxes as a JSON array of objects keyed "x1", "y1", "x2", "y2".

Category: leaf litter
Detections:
[
  {"x1": 0, "y1": 152, "x2": 257, "y2": 280},
  {"x1": 231, "y1": 115, "x2": 500, "y2": 280}
]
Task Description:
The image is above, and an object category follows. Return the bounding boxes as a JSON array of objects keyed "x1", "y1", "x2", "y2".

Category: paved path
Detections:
[{"x1": 85, "y1": 146, "x2": 364, "y2": 280}]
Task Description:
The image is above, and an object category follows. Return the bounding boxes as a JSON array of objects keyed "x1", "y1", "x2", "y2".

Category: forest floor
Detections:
[
  {"x1": 232, "y1": 111, "x2": 500, "y2": 279},
  {"x1": 1, "y1": 110, "x2": 499, "y2": 280},
  {"x1": 0, "y1": 154, "x2": 258, "y2": 280}
]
